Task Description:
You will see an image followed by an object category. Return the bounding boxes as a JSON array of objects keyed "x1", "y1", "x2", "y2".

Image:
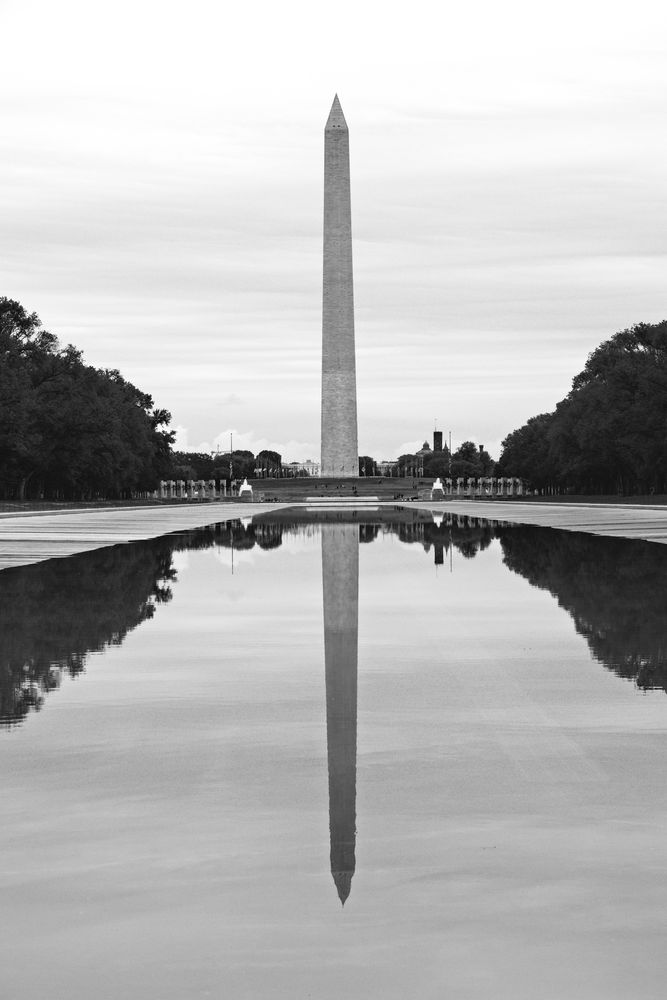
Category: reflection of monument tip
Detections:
[{"x1": 333, "y1": 870, "x2": 353, "y2": 905}]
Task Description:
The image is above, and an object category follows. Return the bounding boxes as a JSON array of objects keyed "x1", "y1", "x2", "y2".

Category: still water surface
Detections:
[{"x1": 2, "y1": 510, "x2": 667, "y2": 999}]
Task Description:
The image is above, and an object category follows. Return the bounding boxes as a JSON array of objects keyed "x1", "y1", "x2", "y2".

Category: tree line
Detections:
[
  {"x1": 168, "y1": 448, "x2": 282, "y2": 484},
  {"x1": 1, "y1": 298, "x2": 174, "y2": 500},
  {"x1": 497, "y1": 321, "x2": 667, "y2": 494},
  {"x1": 13, "y1": 298, "x2": 662, "y2": 501},
  {"x1": 368, "y1": 441, "x2": 494, "y2": 480}
]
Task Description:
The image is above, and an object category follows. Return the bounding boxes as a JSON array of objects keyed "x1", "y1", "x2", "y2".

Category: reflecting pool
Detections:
[{"x1": 2, "y1": 510, "x2": 667, "y2": 999}]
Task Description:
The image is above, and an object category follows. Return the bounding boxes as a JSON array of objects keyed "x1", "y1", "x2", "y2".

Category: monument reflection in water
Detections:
[
  {"x1": 9, "y1": 510, "x2": 667, "y2": 729},
  {"x1": 7, "y1": 511, "x2": 667, "y2": 996},
  {"x1": 6, "y1": 510, "x2": 667, "y2": 903},
  {"x1": 321, "y1": 522, "x2": 358, "y2": 904}
]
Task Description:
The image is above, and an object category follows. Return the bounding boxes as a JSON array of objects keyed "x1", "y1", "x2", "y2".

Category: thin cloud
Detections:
[{"x1": 2, "y1": 1, "x2": 666, "y2": 460}]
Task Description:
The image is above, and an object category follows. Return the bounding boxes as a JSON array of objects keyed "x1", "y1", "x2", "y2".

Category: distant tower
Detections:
[
  {"x1": 321, "y1": 95, "x2": 359, "y2": 478},
  {"x1": 433, "y1": 430, "x2": 443, "y2": 453},
  {"x1": 322, "y1": 521, "x2": 358, "y2": 904}
]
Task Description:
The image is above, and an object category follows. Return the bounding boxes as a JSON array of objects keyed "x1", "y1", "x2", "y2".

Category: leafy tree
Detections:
[
  {"x1": 213, "y1": 451, "x2": 255, "y2": 483},
  {"x1": 496, "y1": 414, "x2": 555, "y2": 488},
  {"x1": 454, "y1": 441, "x2": 478, "y2": 464},
  {"x1": 397, "y1": 453, "x2": 418, "y2": 476},
  {"x1": 498, "y1": 321, "x2": 667, "y2": 494},
  {"x1": 0, "y1": 297, "x2": 175, "y2": 499},
  {"x1": 422, "y1": 450, "x2": 450, "y2": 478},
  {"x1": 446, "y1": 442, "x2": 495, "y2": 480},
  {"x1": 172, "y1": 463, "x2": 198, "y2": 481},
  {"x1": 256, "y1": 450, "x2": 282, "y2": 476},
  {"x1": 169, "y1": 451, "x2": 214, "y2": 479}
]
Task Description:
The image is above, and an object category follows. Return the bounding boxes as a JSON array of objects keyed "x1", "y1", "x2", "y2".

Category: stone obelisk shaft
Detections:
[
  {"x1": 321, "y1": 95, "x2": 359, "y2": 478},
  {"x1": 322, "y1": 522, "x2": 358, "y2": 904}
]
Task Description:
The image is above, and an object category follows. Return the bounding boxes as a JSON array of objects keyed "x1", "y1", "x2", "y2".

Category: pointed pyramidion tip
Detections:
[{"x1": 325, "y1": 94, "x2": 347, "y2": 132}]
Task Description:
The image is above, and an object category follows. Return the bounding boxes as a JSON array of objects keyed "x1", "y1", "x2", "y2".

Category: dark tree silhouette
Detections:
[
  {"x1": 0, "y1": 297, "x2": 174, "y2": 499},
  {"x1": 498, "y1": 320, "x2": 667, "y2": 494}
]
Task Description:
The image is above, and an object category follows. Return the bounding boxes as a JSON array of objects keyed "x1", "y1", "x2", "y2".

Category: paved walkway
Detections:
[
  {"x1": 412, "y1": 499, "x2": 667, "y2": 544},
  {"x1": 2, "y1": 499, "x2": 667, "y2": 572},
  {"x1": 0, "y1": 502, "x2": 292, "y2": 571}
]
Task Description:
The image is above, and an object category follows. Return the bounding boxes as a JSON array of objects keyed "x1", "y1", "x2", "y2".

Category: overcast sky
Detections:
[{"x1": 2, "y1": 0, "x2": 666, "y2": 460}]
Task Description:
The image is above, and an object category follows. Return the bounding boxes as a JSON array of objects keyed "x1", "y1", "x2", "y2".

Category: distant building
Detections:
[
  {"x1": 416, "y1": 441, "x2": 432, "y2": 458},
  {"x1": 433, "y1": 430, "x2": 443, "y2": 452},
  {"x1": 284, "y1": 459, "x2": 320, "y2": 477},
  {"x1": 377, "y1": 460, "x2": 399, "y2": 475}
]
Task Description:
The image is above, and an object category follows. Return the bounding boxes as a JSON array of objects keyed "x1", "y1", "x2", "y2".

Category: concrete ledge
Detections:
[
  {"x1": 3, "y1": 498, "x2": 667, "y2": 573},
  {"x1": 0, "y1": 502, "x2": 294, "y2": 571},
  {"x1": 409, "y1": 499, "x2": 667, "y2": 545},
  {"x1": 305, "y1": 496, "x2": 379, "y2": 503}
]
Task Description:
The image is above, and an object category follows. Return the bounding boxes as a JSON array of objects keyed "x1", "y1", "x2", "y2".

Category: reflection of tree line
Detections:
[
  {"x1": 498, "y1": 526, "x2": 667, "y2": 693},
  {"x1": 0, "y1": 523, "x2": 260, "y2": 727},
  {"x1": 385, "y1": 515, "x2": 496, "y2": 562},
  {"x1": 0, "y1": 519, "x2": 302, "y2": 726},
  {"x1": 214, "y1": 512, "x2": 500, "y2": 561},
  {"x1": 4, "y1": 513, "x2": 667, "y2": 728},
  {"x1": 207, "y1": 520, "x2": 286, "y2": 551},
  {"x1": 0, "y1": 539, "x2": 174, "y2": 726},
  {"x1": 394, "y1": 517, "x2": 667, "y2": 692}
]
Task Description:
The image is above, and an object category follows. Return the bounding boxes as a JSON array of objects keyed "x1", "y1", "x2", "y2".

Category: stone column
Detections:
[{"x1": 321, "y1": 95, "x2": 359, "y2": 478}]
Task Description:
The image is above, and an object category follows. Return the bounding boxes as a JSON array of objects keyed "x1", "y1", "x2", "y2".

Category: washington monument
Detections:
[{"x1": 321, "y1": 95, "x2": 359, "y2": 478}]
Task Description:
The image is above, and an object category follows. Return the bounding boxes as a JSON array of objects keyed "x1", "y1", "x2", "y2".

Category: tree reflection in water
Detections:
[
  {"x1": 375, "y1": 511, "x2": 667, "y2": 694},
  {"x1": 5, "y1": 509, "x2": 667, "y2": 918},
  {"x1": 498, "y1": 525, "x2": 667, "y2": 693},
  {"x1": 0, "y1": 539, "x2": 173, "y2": 726},
  {"x1": 0, "y1": 521, "x2": 283, "y2": 728},
  {"x1": 3, "y1": 510, "x2": 667, "y2": 730}
]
